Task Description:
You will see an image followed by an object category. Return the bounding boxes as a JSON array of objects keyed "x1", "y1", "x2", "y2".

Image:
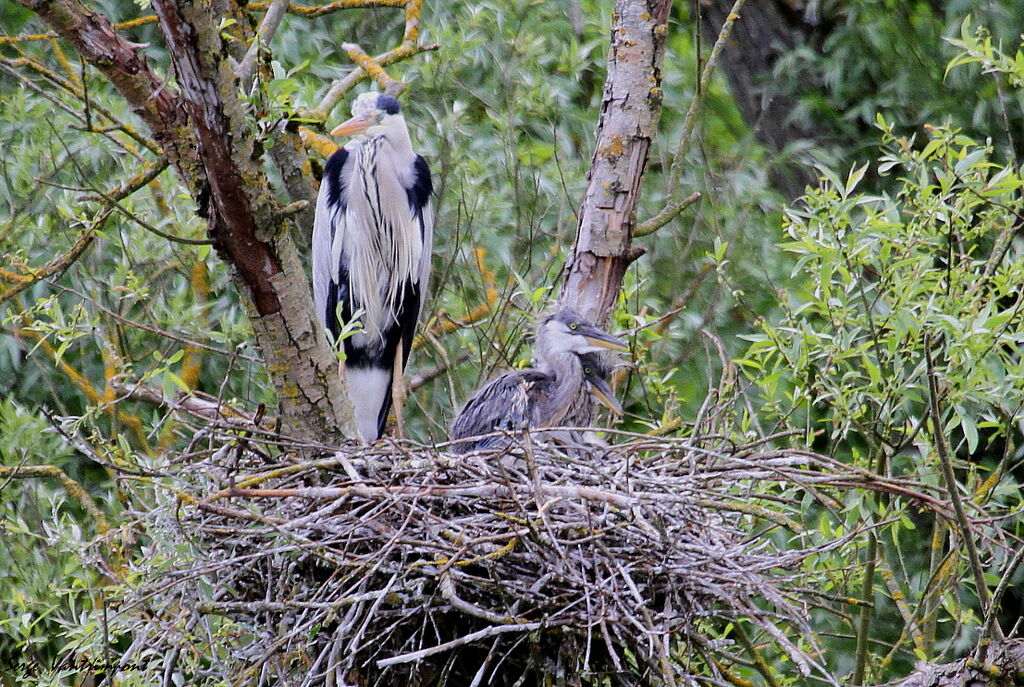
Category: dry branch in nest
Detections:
[
  {"x1": 116, "y1": 421, "x2": 947, "y2": 686},
  {"x1": 895, "y1": 639, "x2": 1024, "y2": 687}
]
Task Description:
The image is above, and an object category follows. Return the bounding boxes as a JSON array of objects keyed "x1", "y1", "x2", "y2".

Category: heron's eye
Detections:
[
  {"x1": 569, "y1": 323, "x2": 578, "y2": 330},
  {"x1": 584, "y1": 367, "x2": 593, "y2": 375}
]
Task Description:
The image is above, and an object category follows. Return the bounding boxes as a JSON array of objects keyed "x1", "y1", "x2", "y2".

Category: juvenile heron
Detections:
[
  {"x1": 313, "y1": 91, "x2": 433, "y2": 441},
  {"x1": 450, "y1": 310, "x2": 627, "y2": 453},
  {"x1": 574, "y1": 353, "x2": 625, "y2": 425}
]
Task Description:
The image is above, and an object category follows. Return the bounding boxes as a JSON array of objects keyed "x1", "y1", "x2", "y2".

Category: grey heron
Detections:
[
  {"x1": 313, "y1": 91, "x2": 433, "y2": 441},
  {"x1": 450, "y1": 310, "x2": 627, "y2": 453}
]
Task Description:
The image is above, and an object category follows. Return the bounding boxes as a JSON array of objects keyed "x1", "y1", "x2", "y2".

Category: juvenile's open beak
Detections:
[
  {"x1": 581, "y1": 326, "x2": 629, "y2": 352},
  {"x1": 588, "y1": 378, "x2": 624, "y2": 416},
  {"x1": 330, "y1": 114, "x2": 374, "y2": 137}
]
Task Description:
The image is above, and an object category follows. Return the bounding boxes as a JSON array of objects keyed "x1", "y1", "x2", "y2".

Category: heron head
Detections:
[
  {"x1": 580, "y1": 353, "x2": 624, "y2": 416},
  {"x1": 330, "y1": 92, "x2": 403, "y2": 139},
  {"x1": 539, "y1": 309, "x2": 629, "y2": 356}
]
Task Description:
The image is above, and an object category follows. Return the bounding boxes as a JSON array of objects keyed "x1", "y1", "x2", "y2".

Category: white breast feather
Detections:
[{"x1": 342, "y1": 140, "x2": 423, "y2": 342}]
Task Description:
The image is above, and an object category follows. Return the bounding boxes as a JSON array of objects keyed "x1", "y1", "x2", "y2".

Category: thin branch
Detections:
[
  {"x1": 439, "y1": 573, "x2": 520, "y2": 625},
  {"x1": 112, "y1": 380, "x2": 259, "y2": 426},
  {"x1": 235, "y1": 0, "x2": 291, "y2": 88},
  {"x1": 632, "y1": 0, "x2": 745, "y2": 239},
  {"x1": 1, "y1": 157, "x2": 174, "y2": 302},
  {"x1": 0, "y1": 56, "x2": 161, "y2": 155},
  {"x1": 1, "y1": 212, "x2": 105, "y2": 303},
  {"x1": 0, "y1": 1, "x2": 406, "y2": 46},
  {"x1": 924, "y1": 335, "x2": 1001, "y2": 641},
  {"x1": 0, "y1": 465, "x2": 109, "y2": 535},
  {"x1": 634, "y1": 191, "x2": 702, "y2": 238},
  {"x1": 77, "y1": 157, "x2": 170, "y2": 202},
  {"x1": 52, "y1": 282, "x2": 263, "y2": 364},
  {"x1": 666, "y1": 0, "x2": 746, "y2": 193},
  {"x1": 308, "y1": 0, "x2": 435, "y2": 119},
  {"x1": 977, "y1": 542, "x2": 1024, "y2": 656},
  {"x1": 341, "y1": 41, "x2": 405, "y2": 95},
  {"x1": 376, "y1": 623, "x2": 544, "y2": 668},
  {"x1": 309, "y1": 40, "x2": 437, "y2": 119},
  {"x1": 85, "y1": 182, "x2": 215, "y2": 245}
]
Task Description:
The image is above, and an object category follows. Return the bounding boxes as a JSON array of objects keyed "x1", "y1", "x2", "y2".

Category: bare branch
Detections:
[
  {"x1": 666, "y1": 0, "x2": 746, "y2": 193},
  {"x1": 341, "y1": 41, "x2": 405, "y2": 96},
  {"x1": 634, "y1": 191, "x2": 702, "y2": 238},
  {"x1": 377, "y1": 623, "x2": 544, "y2": 668},
  {"x1": 310, "y1": 41, "x2": 438, "y2": 120},
  {"x1": 235, "y1": 0, "x2": 291, "y2": 88},
  {"x1": 925, "y1": 336, "x2": 1002, "y2": 641}
]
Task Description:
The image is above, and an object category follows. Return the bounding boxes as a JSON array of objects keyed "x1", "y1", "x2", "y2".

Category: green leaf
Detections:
[{"x1": 960, "y1": 412, "x2": 978, "y2": 453}]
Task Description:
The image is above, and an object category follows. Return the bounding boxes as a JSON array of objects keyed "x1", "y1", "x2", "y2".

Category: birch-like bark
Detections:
[
  {"x1": 20, "y1": 0, "x2": 355, "y2": 441},
  {"x1": 560, "y1": 0, "x2": 673, "y2": 324}
]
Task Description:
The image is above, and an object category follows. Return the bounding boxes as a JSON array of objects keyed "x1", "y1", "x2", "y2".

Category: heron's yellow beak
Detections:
[
  {"x1": 583, "y1": 332, "x2": 629, "y2": 352},
  {"x1": 589, "y1": 379, "x2": 624, "y2": 416},
  {"x1": 330, "y1": 114, "x2": 375, "y2": 137}
]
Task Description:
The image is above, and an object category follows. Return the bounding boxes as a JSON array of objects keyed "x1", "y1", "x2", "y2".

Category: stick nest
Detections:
[{"x1": 127, "y1": 428, "x2": 874, "y2": 686}]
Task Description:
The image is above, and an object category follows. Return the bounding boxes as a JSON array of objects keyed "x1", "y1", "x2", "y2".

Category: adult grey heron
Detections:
[
  {"x1": 313, "y1": 91, "x2": 433, "y2": 441},
  {"x1": 450, "y1": 310, "x2": 627, "y2": 453}
]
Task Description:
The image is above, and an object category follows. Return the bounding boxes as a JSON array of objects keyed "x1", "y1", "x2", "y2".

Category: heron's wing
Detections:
[
  {"x1": 409, "y1": 155, "x2": 434, "y2": 296},
  {"x1": 450, "y1": 370, "x2": 549, "y2": 451},
  {"x1": 388, "y1": 156, "x2": 432, "y2": 364},
  {"x1": 312, "y1": 148, "x2": 351, "y2": 340}
]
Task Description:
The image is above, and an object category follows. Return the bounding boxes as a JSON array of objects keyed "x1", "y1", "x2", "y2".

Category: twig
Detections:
[
  {"x1": 376, "y1": 623, "x2": 544, "y2": 668},
  {"x1": 0, "y1": 465, "x2": 109, "y2": 535},
  {"x1": 634, "y1": 0, "x2": 743, "y2": 239},
  {"x1": 977, "y1": 542, "x2": 1024, "y2": 654},
  {"x1": 634, "y1": 191, "x2": 702, "y2": 238},
  {"x1": 310, "y1": 41, "x2": 438, "y2": 119},
  {"x1": 51, "y1": 283, "x2": 262, "y2": 363},
  {"x1": 440, "y1": 573, "x2": 519, "y2": 625},
  {"x1": 924, "y1": 336, "x2": 1001, "y2": 641},
  {"x1": 667, "y1": 0, "x2": 746, "y2": 192},
  {"x1": 236, "y1": 0, "x2": 291, "y2": 87}
]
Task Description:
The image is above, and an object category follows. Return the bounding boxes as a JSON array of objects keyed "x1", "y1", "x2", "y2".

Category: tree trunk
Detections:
[
  {"x1": 560, "y1": 0, "x2": 673, "y2": 324},
  {"x1": 696, "y1": 0, "x2": 818, "y2": 199},
  {"x1": 21, "y1": 0, "x2": 355, "y2": 442}
]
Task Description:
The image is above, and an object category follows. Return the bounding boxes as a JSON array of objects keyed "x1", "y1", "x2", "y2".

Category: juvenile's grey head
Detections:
[
  {"x1": 579, "y1": 353, "x2": 624, "y2": 416},
  {"x1": 535, "y1": 309, "x2": 629, "y2": 359}
]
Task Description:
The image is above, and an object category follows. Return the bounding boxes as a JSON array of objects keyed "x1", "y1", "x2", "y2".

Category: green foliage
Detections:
[
  {"x1": 947, "y1": 15, "x2": 1024, "y2": 88},
  {"x1": 0, "y1": 400, "x2": 111, "y2": 681},
  {"x1": 776, "y1": 1, "x2": 1024, "y2": 162},
  {"x1": 744, "y1": 120, "x2": 1024, "y2": 455},
  {"x1": 738, "y1": 110, "x2": 1024, "y2": 680}
]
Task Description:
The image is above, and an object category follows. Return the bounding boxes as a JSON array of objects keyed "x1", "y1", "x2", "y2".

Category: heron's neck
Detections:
[
  {"x1": 544, "y1": 350, "x2": 585, "y2": 426},
  {"x1": 379, "y1": 120, "x2": 416, "y2": 168}
]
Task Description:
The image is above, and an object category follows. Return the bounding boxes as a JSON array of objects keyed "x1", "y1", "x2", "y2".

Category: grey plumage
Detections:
[
  {"x1": 313, "y1": 91, "x2": 433, "y2": 442},
  {"x1": 450, "y1": 310, "x2": 627, "y2": 453},
  {"x1": 573, "y1": 353, "x2": 623, "y2": 425}
]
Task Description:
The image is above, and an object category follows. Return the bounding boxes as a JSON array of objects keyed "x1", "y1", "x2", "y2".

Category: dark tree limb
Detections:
[
  {"x1": 19, "y1": 0, "x2": 356, "y2": 441},
  {"x1": 696, "y1": 0, "x2": 818, "y2": 199}
]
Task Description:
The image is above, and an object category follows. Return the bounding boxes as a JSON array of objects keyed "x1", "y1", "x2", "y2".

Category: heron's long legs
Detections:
[{"x1": 392, "y1": 344, "x2": 407, "y2": 439}]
